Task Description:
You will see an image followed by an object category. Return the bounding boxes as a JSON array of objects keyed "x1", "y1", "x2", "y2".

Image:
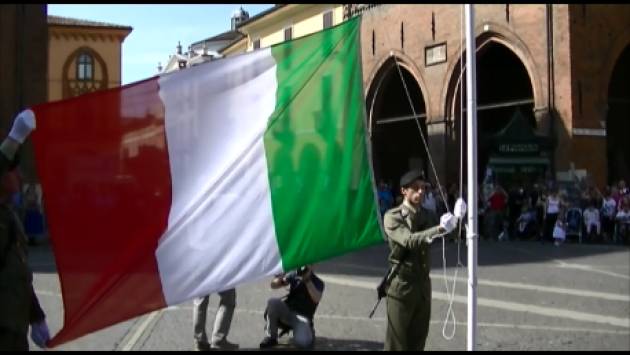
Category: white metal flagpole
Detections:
[{"x1": 465, "y1": 3, "x2": 478, "y2": 351}]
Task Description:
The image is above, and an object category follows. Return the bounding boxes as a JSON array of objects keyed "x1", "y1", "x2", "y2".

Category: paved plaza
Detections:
[{"x1": 28, "y1": 239, "x2": 630, "y2": 351}]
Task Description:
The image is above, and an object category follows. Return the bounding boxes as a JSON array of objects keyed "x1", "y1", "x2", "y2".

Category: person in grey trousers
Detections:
[{"x1": 193, "y1": 288, "x2": 239, "y2": 351}]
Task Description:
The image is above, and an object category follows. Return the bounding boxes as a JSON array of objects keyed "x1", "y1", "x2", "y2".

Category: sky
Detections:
[{"x1": 48, "y1": 4, "x2": 273, "y2": 85}]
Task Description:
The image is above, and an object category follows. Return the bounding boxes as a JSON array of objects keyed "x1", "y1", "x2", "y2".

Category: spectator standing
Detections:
[
  {"x1": 421, "y1": 183, "x2": 437, "y2": 214},
  {"x1": 508, "y1": 184, "x2": 525, "y2": 240},
  {"x1": 601, "y1": 188, "x2": 617, "y2": 242},
  {"x1": 192, "y1": 289, "x2": 239, "y2": 350},
  {"x1": 543, "y1": 189, "x2": 562, "y2": 243},
  {"x1": 377, "y1": 180, "x2": 394, "y2": 217},
  {"x1": 486, "y1": 184, "x2": 508, "y2": 240}
]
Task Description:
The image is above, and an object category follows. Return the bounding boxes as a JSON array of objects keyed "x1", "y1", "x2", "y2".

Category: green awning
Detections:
[{"x1": 488, "y1": 109, "x2": 553, "y2": 154}]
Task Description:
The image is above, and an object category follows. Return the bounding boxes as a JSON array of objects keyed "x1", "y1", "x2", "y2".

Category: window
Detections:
[
  {"x1": 76, "y1": 53, "x2": 94, "y2": 81},
  {"x1": 253, "y1": 39, "x2": 260, "y2": 50},
  {"x1": 284, "y1": 26, "x2": 292, "y2": 41},
  {"x1": 323, "y1": 10, "x2": 333, "y2": 29}
]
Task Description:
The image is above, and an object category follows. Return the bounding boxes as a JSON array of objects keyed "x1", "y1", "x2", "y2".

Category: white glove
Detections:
[
  {"x1": 454, "y1": 198, "x2": 467, "y2": 219},
  {"x1": 8, "y1": 109, "x2": 36, "y2": 144},
  {"x1": 30, "y1": 320, "x2": 50, "y2": 348},
  {"x1": 440, "y1": 212, "x2": 457, "y2": 234}
]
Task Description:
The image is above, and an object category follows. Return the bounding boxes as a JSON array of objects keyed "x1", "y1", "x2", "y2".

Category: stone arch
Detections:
[
  {"x1": 439, "y1": 22, "x2": 545, "y2": 185},
  {"x1": 604, "y1": 41, "x2": 630, "y2": 183},
  {"x1": 599, "y1": 27, "x2": 630, "y2": 110},
  {"x1": 365, "y1": 50, "x2": 431, "y2": 127},
  {"x1": 440, "y1": 21, "x2": 545, "y2": 123},
  {"x1": 364, "y1": 51, "x2": 434, "y2": 189},
  {"x1": 62, "y1": 46, "x2": 109, "y2": 99}
]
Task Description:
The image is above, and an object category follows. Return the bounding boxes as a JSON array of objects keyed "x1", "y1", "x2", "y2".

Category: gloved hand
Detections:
[
  {"x1": 454, "y1": 198, "x2": 467, "y2": 219},
  {"x1": 30, "y1": 320, "x2": 50, "y2": 349},
  {"x1": 440, "y1": 212, "x2": 458, "y2": 234},
  {"x1": 8, "y1": 109, "x2": 36, "y2": 144}
]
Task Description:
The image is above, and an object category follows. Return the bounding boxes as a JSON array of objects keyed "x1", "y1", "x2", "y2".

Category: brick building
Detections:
[{"x1": 351, "y1": 4, "x2": 630, "y2": 189}]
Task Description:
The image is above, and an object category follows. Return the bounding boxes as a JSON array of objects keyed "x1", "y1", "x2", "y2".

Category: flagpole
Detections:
[{"x1": 465, "y1": 3, "x2": 478, "y2": 351}]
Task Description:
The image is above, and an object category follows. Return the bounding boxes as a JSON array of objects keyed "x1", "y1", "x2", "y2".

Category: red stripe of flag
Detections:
[{"x1": 31, "y1": 77, "x2": 172, "y2": 347}]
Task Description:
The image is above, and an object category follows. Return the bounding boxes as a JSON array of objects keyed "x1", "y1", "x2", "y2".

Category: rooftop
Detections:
[{"x1": 48, "y1": 15, "x2": 132, "y2": 30}]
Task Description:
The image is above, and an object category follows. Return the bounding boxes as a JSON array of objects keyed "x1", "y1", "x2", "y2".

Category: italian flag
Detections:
[{"x1": 31, "y1": 17, "x2": 382, "y2": 347}]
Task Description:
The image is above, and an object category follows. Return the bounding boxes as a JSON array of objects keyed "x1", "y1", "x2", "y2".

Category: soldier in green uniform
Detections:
[
  {"x1": 382, "y1": 169, "x2": 465, "y2": 351},
  {"x1": 0, "y1": 109, "x2": 50, "y2": 350}
]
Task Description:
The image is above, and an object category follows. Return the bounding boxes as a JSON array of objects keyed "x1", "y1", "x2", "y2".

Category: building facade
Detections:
[
  {"x1": 48, "y1": 15, "x2": 132, "y2": 102},
  {"x1": 235, "y1": 4, "x2": 344, "y2": 53},
  {"x1": 353, "y1": 4, "x2": 630, "y2": 189}
]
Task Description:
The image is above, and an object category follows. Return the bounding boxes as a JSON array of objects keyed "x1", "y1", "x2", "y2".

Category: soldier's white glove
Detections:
[
  {"x1": 30, "y1": 319, "x2": 50, "y2": 348},
  {"x1": 440, "y1": 212, "x2": 457, "y2": 234},
  {"x1": 9, "y1": 109, "x2": 36, "y2": 144},
  {"x1": 454, "y1": 198, "x2": 467, "y2": 219}
]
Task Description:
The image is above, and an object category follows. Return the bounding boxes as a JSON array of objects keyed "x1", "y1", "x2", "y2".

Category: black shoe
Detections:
[
  {"x1": 210, "y1": 339, "x2": 239, "y2": 350},
  {"x1": 194, "y1": 341, "x2": 211, "y2": 351},
  {"x1": 259, "y1": 337, "x2": 278, "y2": 349}
]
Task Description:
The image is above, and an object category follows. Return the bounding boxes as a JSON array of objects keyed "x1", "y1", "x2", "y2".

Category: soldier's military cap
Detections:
[{"x1": 399, "y1": 169, "x2": 425, "y2": 188}]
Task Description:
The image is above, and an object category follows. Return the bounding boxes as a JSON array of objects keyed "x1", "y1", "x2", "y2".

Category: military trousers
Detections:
[
  {"x1": 384, "y1": 277, "x2": 431, "y2": 351},
  {"x1": 193, "y1": 288, "x2": 236, "y2": 345}
]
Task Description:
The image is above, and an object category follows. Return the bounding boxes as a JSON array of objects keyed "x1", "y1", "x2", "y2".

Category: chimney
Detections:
[{"x1": 176, "y1": 41, "x2": 182, "y2": 55}]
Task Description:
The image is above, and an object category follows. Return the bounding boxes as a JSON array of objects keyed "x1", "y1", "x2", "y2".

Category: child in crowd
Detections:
[{"x1": 553, "y1": 217, "x2": 567, "y2": 247}]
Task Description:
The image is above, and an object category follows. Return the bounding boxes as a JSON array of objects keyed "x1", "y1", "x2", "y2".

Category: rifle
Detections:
[
  {"x1": 368, "y1": 251, "x2": 408, "y2": 318},
  {"x1": 369, "y1": 209, "x2": 416, "y2": 318}
]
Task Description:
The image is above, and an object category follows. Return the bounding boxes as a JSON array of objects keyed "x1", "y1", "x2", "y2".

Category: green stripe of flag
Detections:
[{"x1": 264, "y1": 16, "x2": 382, "y2": 270}]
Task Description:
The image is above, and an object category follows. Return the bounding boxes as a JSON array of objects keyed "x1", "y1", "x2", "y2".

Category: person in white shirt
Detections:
[
  {"x1": 601, "y1": 189, "x2": 617, "y2": 241},
  {"x1": 582, "y1": 203, "x2": 601, "y2": 242},
  {"x1": 543, "y1": 189, "x2": 562, "y2": 242}
]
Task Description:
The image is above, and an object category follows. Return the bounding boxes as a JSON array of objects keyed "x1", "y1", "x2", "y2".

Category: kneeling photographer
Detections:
[{"x1": 259, "y1": 265, "x2": 324, "y2": 349}]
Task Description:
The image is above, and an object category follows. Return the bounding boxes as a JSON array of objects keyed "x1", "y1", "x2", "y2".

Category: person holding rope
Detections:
[{"x1": 382, "y1": 169, "x2": 466, "y2": 351}]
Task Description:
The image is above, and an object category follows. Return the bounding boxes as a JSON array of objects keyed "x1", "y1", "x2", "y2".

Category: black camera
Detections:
[{"x1": 296, "y1": 266, "x2": 309, "y2": 277}]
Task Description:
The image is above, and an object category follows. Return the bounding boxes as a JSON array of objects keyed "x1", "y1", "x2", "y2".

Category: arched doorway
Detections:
[
  {"x1": 366, "y1": 57, "x2": 428, "y2": 192},
  {"x1": 445, "y1": 40, "x2": 538, "y2": 186},
  {"x1": 606, "y1": 44, "x2": 630, "y2": 184}
]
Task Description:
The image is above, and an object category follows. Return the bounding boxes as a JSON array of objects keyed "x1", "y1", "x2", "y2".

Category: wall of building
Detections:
[
  {"x1": 358, "y1": 4, "x2": 630, "y2": 188},
  {"x1": 565, "y1": 4, "x2": 630, "y2": 186},
  {"x1": 360, "y1": 4, "x2": 555, "y2": 185},
  {"x1": 361, "y1": 4, "x2": 555, "y2": 123},
  {"x1": 222, "y1": 38, "x2": 247, "y2": 56},
  {"x1": 246, "y1": 4, "x2": 344, "y2": 51},
  {"x1": 48, "y1": 26, "x2": 128, "y2": 102},
  {"x1": 0, "y1": 4, "x2": 48, "y2": 181}
]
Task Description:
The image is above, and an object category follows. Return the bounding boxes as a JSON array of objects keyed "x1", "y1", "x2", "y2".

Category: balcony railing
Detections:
[{"x1": 343, "y1": 4, "x2": 382, "y2": 19}]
